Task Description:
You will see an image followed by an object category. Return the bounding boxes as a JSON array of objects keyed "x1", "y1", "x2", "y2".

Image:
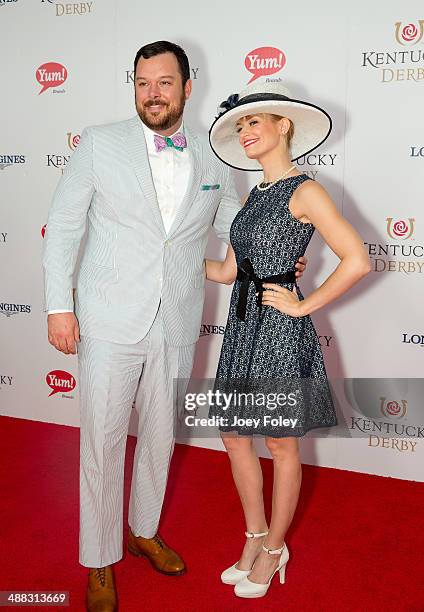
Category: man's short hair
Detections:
[{"x1": 134, "y1": 41, "x2": 190, "y2": 86}]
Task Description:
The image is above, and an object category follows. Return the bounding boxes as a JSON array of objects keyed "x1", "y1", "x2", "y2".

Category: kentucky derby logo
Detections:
[
  {"x1": 386, "y1": 218, "x2": 415, "y2": 240},
  {"x1": 46, "y1": 370, "x2": 76, "y2": 397},
  {"x1": 41, "y1": 224, "x2": 47, "y2": 238},
  {"x1": 67, "y1": 132, "x2": 80, "y2": 151},
  {"x1": 36, "y1": 62, "x2": 67, "y2": 94},
  {"x1": 41, "y1": 0, "x2": 94, "y2": 16},
  {"x1": 361, "y1": 20, "x2": 424, "y2": 83},
  {"x1": 380, "y1": 397, "x2": 407, "y2": 419},
  {"x1": 365, "y1": 217, "x2": 422, "y2": 274},
  {"x1": 395, "y1": 21, "x2": 424, "y2": 46},
  {"x1": 245, "y1": 47, "x2": 286, "y2": 84}
]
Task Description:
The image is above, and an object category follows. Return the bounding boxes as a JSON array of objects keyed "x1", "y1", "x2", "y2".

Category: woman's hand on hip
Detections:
[{"x1": 261, "y1": 283, "x2": 304, "y2": 317}]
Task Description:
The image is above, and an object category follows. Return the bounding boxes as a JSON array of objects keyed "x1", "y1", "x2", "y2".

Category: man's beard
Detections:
[{"x1": 136, "y1": 93, "x2": 186, "y2": 131}]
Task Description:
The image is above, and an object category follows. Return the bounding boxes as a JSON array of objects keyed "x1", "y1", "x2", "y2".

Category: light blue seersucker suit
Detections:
[{"x1": 43, "y1": 114, "x2": 241, "y2": 567}]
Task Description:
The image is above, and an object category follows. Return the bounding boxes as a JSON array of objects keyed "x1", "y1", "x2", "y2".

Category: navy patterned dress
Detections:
[{"x1": 210, "y1": 174, "x2": 337, "y2": 437}]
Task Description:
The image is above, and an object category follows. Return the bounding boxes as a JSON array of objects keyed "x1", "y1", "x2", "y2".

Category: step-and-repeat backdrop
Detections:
[{"x1": 1, "y1": 0, "x2": 423, "y2": 481}]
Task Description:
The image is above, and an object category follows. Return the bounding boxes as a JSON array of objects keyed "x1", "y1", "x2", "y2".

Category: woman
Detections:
[{"x1": 205, "y1": 81, "x2": 370, "y2": 599}]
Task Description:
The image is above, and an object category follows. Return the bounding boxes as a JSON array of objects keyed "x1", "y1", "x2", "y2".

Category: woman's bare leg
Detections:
[
  {"x1": 222, "y1": 434, "x2": 268, "y2": 570},
  {"x1": 247, "y1": 436, "x2": 302, "y2": 584}
]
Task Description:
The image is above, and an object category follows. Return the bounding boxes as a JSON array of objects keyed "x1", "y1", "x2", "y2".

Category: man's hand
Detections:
[
  {"x1": 48, "y1": 312, "x2": 80, "y2": 355},
  {"x1": 295, "y1": 256, "x2": 308, "y2": 279}
]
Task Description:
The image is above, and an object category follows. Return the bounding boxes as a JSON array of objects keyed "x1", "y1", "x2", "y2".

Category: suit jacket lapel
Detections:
[
  {"x1": 124, "y1": 115, "x2": 166, "y2": 236},
  {"x1": 167, "y1": 126, "x2": 203, "y2": 238}
]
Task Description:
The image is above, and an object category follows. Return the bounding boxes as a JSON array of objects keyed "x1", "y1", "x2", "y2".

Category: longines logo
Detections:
[
  {"x1": 361, "y1": 20, "x2": 424, "y2": 83},
  {"x1": 41, "y1": 0, "x2": 93, "y2": 16},
  {"x1": 0, "y1": 302, "x2": 31, "y2": 317},
  {"x1": 67, "y1": 132, "x2": 80, "y2": 150},
  {"x1": 125, "y1": 67, "x2": 199, "y2": 84},
  {"x1": 0, "y1": 232, "x2": 7, "y2": 243},
  {"x1": 245, "y1": 47, "x2": 286, "y2": 84},
  {"x1": 0, "y1": 155, "x2": 26, "y2": 170},
  {"x1": 0, "y1": 375, "x2": 13, "y2": 387},
  {"x1": 364, "y1": 218, "x2": 423, "y2": 274},
  {"x1": 46, "y1": 369, "x2": 76, "y2": 398},
  {"x1": 200, "y1": 324, "x2": 225, "y2": 337},
  {"x1": 402, "y1": 333, "x2": 424, "y2": 347}
]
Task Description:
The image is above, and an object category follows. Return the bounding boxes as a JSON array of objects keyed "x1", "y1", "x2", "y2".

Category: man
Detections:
[{"x1": 43, "y1": 41, "x2": 306, "y2": 611}]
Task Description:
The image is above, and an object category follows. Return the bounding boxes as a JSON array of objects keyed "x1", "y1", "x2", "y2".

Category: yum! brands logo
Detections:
[
  {"x1": 36, "y1": 62, "x2": 67, "y2": 94},
  {"x1": 244, "y1": 47, "x2": 286, "y2": 83},
  {"x1": 46, "y1": 370, "x2": 76, "y2": 397}
]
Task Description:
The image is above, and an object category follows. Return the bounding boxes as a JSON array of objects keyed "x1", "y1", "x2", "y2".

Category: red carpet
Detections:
[{"x1": 0, "y1": 415, "x2": 423, "y2": 611}]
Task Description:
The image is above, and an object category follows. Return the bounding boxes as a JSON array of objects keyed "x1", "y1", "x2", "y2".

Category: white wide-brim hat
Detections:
[{"x1": 209, "y1": 81, "x2": 332, "y2": 171}]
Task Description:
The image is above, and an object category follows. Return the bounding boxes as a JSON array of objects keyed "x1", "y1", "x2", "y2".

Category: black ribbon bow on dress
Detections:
[{"x1": 236, "y1": 258, "x2": 297, "y2": 322}]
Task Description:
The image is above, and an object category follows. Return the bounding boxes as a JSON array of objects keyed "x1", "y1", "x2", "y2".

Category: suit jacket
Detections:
[{"x1": 43, "y1": 115, "x2": 241, "y2": 345}]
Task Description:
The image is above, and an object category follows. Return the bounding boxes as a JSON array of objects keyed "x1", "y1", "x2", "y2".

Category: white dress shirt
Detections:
[
  {"x1": 48, "y1": 119, "x2": 192, "y2": 315},
  {"x1": 142, "y1": 120, "x2": 191, "y2": 233}
]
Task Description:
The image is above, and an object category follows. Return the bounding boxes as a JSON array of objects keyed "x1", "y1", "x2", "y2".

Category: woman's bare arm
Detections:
[
  {"x1": 205, "y1": 244, "x2": 238, "y2": 285},
  {"x1": 262, "y1": 180, "x2": 371, "y2": 317}
]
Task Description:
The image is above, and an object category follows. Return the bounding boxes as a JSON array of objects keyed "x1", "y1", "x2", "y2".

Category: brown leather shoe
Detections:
[
  {"x1": 128, "y1": 528, "x2": 186, "y2": 575},
  {"x1": 86, "y1": 565, "x2": 118, "y2": 612}
]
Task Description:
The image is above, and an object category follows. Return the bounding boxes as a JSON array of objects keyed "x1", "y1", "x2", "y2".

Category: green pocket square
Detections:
[{"x1": 201, "y1": 184, "x2": 220, "y2": 190}]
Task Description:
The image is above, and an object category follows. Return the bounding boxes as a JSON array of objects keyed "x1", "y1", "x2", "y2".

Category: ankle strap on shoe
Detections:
[
  {"x1": 245, "y1": 530, "x2": 269, "y2": 538},
  {"x1": 263, "y1": 543, "x2": 285, "y2": 555}
]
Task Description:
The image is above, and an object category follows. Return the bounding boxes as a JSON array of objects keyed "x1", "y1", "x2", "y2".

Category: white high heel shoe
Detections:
[
  {"x1": 220, "y1": 530, "x2": 268, "y2": 585},
  {"x1": 234, "y1": 542, "x2": 289, "y2": 598}
]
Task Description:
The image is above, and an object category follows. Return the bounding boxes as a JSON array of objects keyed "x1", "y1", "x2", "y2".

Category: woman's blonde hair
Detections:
[{"x1": 269, "y1": 113, "x2": 294, "y2": 149}]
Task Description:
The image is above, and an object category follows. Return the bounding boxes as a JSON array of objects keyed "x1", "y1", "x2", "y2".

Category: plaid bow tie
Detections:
[{"x1": 153, "y1": 132, "x2": 187, "y2": 153}]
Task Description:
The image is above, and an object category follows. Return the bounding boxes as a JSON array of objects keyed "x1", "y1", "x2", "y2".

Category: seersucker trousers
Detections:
[{"x1": 78, "y1": 303, "x2": 195, "y2": 568}]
